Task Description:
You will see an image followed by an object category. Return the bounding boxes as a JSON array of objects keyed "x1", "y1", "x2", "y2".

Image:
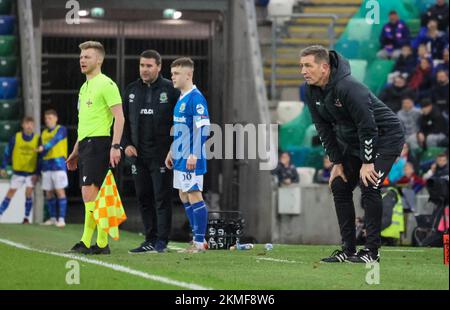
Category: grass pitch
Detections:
[{"x1": 0, "y1": 224, "x2": 448, "y2": 290}]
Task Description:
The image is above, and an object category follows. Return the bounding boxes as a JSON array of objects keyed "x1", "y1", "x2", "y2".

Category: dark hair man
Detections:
[
  {"x1": 300, "y1": 45, "x2": 405, "y2": 263},
  {"x1": 122, "y1": 50, "x2": 180, "y2": 253}
]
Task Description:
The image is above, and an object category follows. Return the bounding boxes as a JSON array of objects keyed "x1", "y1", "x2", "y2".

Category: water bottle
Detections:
[{"x1": 236, "y1": 243, "x2": 254, "y2": 250}]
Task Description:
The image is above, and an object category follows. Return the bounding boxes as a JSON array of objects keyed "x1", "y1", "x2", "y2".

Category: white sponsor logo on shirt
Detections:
[
  {"x1": 174, "y1": 116, "x2": 187, "y2": 123},
  {"x1": 140, "y1": 109, "x2": 154, "y2": 115},
  {"x1": 196, "y1": 104, "x2": 205, "y2": 115}
]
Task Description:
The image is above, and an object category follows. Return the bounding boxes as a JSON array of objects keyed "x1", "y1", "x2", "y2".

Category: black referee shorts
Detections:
[{"x1": 78, "y1": 136, "x2": 111, "y2": 188}]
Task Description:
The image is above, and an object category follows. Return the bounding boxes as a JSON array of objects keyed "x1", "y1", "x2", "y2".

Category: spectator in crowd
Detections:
[
  {"x1": 397, "y1": 161, "x2": 426, "y2": 212},
  {"x1": 423, "y1": 153, "x2": 449, "y2": 180},
  {"x1": 314, "y1": 155, "x2": 332, "y2": 184},
  {"x1": 272, "y1": 152, "x2": 299, "y2": 186},
  {"x1": 417, "y1": 98, "x2": 449, "y2": 148},
  {"x1": 397, "y1": 161, "x2": 426, "y2": 193},
  {"x1": 421, "y1": 0, "x2": 449, "y2": 32},
  {"x1": 379, "y1": 74, "x2": 415, "y2": 113},
  {"x1": 397, "y1": 96, "x2": 421, "y2": 150},
  {"x1": 378, "y1": 11, "x2": 411, "y2": 60},
  {"x1": 402, "y1": 142, "x2": 421, "y2": 173},
  {"x1": 412, "y1": 19, "x2": 448, "y2": 60},
  {"x1": 417, "y1": 43, "x2": 432, "y2": 61},
  {"x1": 386, "y1": 143, "x2": 409, "y2": 184},
  {"x1": 431, "y1": 69, "x2": 449, "y2": 116},
  {"x1": 433, "y1": 47, "x2": 449, "y2": 75},
  {"x1": 393, "y1": 44, "x2": 418, "y2": 75},
  {"x1": 408, "y1": 57, "x2": 433, "y2": 99}
]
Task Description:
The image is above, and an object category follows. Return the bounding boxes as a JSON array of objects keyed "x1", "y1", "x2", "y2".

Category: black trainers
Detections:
[
  {"x1": 89, "y1": 244, "x2": 111, "y2": 255},
  {"x1": 67, "y1": 241, "x2": 91, "y2": 255},
  {"x1": 151, "y1": 240, "x2": 168, "y2": 253},
  {"x1": 320, "y1": 249, "x2": 355, "y2": 263},
  {"x1": 128, "y1": 241, "x2": 155, "y2": 254},
  {"x1": 346, "y1": 248, "x2": 380, "y2": 263}
]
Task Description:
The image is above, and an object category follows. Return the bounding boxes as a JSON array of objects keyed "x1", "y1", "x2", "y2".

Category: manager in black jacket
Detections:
[
  {"x1": 122, "y1": 50, "x2": 180, "y2": 253},
  {"x1": 300, "y1": 46, "x2": 405, "y2": 263}
]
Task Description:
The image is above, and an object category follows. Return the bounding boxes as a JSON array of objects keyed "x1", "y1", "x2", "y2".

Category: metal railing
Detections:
[{"x1": 269, "y1": 13, "x2": 338, "y2": 99}]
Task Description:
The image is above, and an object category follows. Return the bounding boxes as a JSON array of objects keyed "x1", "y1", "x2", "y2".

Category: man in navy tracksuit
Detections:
[{"x1": 300, "y1": 45, "x2": 405, "y2": 263}]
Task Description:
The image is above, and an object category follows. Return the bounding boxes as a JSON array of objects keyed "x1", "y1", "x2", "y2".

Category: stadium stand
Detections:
[
  {"x1": 0, "y1": 0, "x2": 21, "y2": 170},
  {"x1": 261, "y1": 0, "x2": 449, "y2": 246}
]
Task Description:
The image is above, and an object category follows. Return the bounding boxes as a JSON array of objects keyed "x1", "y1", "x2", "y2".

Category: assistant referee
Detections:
[{"x1": 66, "y1": 41, "x2": 124, "y2": 255}]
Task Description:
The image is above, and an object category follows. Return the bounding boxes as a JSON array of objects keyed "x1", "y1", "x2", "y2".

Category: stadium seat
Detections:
[
  {"x1": 0, "y1": 15, "x2": 15, "y2": 35},
  {"x1": 349, "y1": 59, "x2": 367, "y2": 82},
  {"x1": 297, "y1": 167, "x2": 316, "y2": 185},
  {"x1": 356, "y1": 41, "x2": 380, "y2": 63},
  {"x1": 345, "y1": 18, "x2": 373, "y2": 42},
  {"x1": 401, "y1": 0, "x2": 420, "y2": 18},
  {"x1": 0, "y1": 56, "x2": 16, "y2": 76},
  {"x1": 0, "y1": 141, "x2": 7, "y2": 164},
  {"x1": 0, "y1": 35, "x2": 16, "y2": 56},
  {"x1": 406, "y1": 19, "x2": 421, "y2": 36},
  {"x1": 0, "y1": 0, "x2": 12, "y2": 15},
  {"x1": 286, "y1": 146, "x2": 310, "y2": 167},
  {"x1": 302, "y1": 124, "x2": 317, "y2": 147},
  {"x1": 420, "y1": 147, "x2": 447, "y2": 162},
  {"x1": 363, "y1": 59, "x2": 395, "y2": 95},
  {"x1": 276, "y1": 101, "x2": 304, "y2": 124},
  {"x1": 415, "y1": 0, "x2": 437, "y2": 13},
  {"x1": 279, "y1": 106, "x2": 312, "y2": 150},
  {"x1": 0, "y1": 77, "x2": 18, "y2": 99},
  {"x1": 304, "y1": 146, "x2": 325, "y2": 170},
  {"x1": 0, "y1": 98, "x2": 19, "y2": 120},
  {"x1": 353, "y1": 0, "x2": 418, "y2": 22},
  {"x1": 0, "y1": 119, "x2": 19, "y2": 142},
  {"x1": 334, "y1": 39, "x2": 360, "y2": 59}
]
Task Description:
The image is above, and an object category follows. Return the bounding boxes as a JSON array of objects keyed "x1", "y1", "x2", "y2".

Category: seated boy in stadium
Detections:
[
  {"x1": 0, "y1": 117, "x2": 39, "y2": 223},
  {"x1": 38, "y1": 109, "x2": 69, "y2": 228}
]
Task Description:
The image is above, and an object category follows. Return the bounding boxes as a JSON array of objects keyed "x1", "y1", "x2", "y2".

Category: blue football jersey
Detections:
[{"x1": 172, "y1": 86, "x2": 210, "y2": 175}]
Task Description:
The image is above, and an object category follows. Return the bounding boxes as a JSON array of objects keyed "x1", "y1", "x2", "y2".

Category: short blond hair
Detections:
[
  {"x1": 171, "y1": 57, "x2": 194, "y2": 70},
  {"x1": 79, "y1": 41, "x2": 105, "y2": 58}
]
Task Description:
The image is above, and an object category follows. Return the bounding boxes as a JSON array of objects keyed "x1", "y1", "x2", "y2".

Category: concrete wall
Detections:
[
  {"x1": 272, "y1": 184, "x2": 364, "y2": 245},
  {"x1": 224, "y1": 0, "x2": 277, "y2": 243}
]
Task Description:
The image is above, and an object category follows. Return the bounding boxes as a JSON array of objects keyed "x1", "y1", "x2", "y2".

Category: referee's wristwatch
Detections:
[{"x1": 111, "y1": 144, "x2": 122, "y2": 150}]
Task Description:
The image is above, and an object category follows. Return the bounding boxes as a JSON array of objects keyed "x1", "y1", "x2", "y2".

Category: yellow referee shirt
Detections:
[{"x1": 77, "y1": 73, "x2": 122, "y2": 141}]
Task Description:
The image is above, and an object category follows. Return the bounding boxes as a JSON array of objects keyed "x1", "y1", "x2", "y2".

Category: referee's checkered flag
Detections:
[{"x1": 93, "y1": 170, "x2": 127, "y2": 240}]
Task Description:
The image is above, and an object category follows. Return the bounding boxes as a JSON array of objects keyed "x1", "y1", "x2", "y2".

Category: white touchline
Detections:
[
  {"x1": 167, "y1": 245, "x2": 184, "y2": 251},
  {"x1": 0, "y1": 238, "x2": 212, "y2": 290},
  {"x1": 255, "y1": 257, "x2": 299, "y2": 264}
]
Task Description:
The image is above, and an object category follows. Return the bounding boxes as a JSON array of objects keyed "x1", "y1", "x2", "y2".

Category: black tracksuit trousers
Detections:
[
  {"x1": 330, "y1": 153, "x2": 398, "y2": 252},
  {"x1": 133, "y1": 157, "x2": 173, "y2": 244}
]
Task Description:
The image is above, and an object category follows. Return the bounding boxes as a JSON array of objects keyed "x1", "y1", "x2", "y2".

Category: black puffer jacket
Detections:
[
  {"x1": 121, "y1": 75, "x2": 180, "y2": 159},
  {"x1": 304, "y1": 51, "x2": 405, "y2": 164}
]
